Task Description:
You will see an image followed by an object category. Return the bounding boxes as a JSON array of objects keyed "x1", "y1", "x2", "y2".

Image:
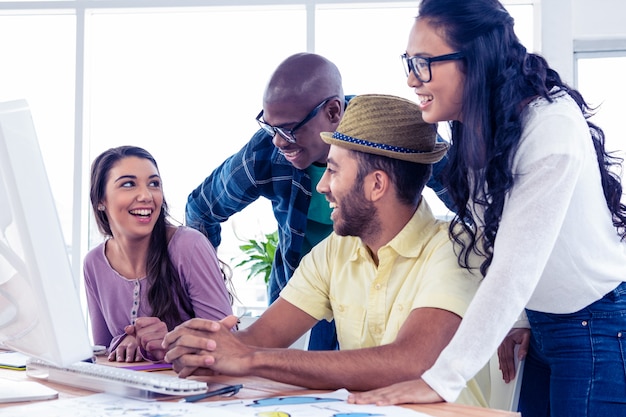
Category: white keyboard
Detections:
[{"x1": 26, "y1": 359, "x2": 208, "y2": 400}]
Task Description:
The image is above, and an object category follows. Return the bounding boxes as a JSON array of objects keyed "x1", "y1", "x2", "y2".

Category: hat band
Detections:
[{"x1": 332, "y1": 132, "x2": 430, "y2": 154}]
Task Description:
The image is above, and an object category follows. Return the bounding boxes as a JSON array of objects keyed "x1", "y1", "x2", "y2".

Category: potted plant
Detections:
[{"x1": 232, "y1": 230, "x2": 278, "y2": 285}]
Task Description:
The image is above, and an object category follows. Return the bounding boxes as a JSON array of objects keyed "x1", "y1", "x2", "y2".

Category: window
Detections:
[
  {"x1": 576, "y1": 54, "x2": 626, "y2": 166},
  {"x1": 0, "y1": 13, "x2": 75, "y2": 245},
  {"x1": 0, "y1": 1, "x2": 534, "y2": 312}
]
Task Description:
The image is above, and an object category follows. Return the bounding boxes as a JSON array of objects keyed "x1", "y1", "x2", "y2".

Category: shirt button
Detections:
[
  {"x1": 375, "y1": 284, "x2": 381, "y2": 290},
  {"x1": 581, "y1": 321, "x2": 588, "y2": 326}
]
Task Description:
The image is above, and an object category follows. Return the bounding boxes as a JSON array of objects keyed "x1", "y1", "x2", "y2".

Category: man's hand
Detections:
[
  {"x1": 347, "y1": 378, "x2": 443, "y2": 405},
  {"x1": 163, "y1": 315, "x2": 242, "y2": 378},
  {"x1": 497, "y1": 327, "x2": 530, "y2": 383}
]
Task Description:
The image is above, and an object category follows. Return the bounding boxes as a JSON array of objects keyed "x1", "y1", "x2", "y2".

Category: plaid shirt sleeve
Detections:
[
  {"x1": 185, "y1": 130, "x2": 274, "y2": 247},
  {"x1": 185, "y1": 130, "x2": 312, "y2": 301}
]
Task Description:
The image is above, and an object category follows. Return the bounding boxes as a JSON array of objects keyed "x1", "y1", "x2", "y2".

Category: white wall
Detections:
[
  {"x1": 540, "y1": 0, "x2": 626, "y2": 84},
  {"x1": 572, "y1": 0, "x2": 626, "y2": 37}
]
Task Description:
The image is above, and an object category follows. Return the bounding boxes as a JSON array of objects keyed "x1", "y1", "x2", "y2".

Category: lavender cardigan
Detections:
[{"x1": 83, "y1": 226, "x2": 232, "y2": 352}]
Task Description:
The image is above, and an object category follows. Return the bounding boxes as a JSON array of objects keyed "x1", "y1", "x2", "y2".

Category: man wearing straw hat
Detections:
[{"x1": 164, "y1": 94, "x2": 487, "y2": 406}]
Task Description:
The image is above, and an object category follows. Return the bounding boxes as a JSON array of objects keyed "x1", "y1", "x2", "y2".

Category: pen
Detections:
[{"x1": 180, "y1": 384, "x2": 243, "y2": 403}]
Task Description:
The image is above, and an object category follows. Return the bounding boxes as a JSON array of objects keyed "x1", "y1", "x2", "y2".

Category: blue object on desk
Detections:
[{"x1": 181, "y1": 384, "x2": 243, "y2": 403}]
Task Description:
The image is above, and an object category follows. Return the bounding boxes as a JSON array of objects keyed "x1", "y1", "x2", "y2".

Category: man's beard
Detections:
[{"x1": 334, "y1": 182, "x2": 380, "y2": 239}]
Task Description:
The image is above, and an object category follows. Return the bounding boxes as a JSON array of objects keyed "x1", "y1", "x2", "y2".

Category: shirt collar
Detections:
[
  {"x1": 354, "y1": 199, "x2": 444, "y2": 260},
  {"x1": 397, "y1": 199, "x2": 443, "y2": 258}
]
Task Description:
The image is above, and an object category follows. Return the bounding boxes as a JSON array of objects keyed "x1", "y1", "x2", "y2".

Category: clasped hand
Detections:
[
  {"x1": 163, "y1": 315, "x2": 247, "y2": 378},
  {"x1": 110, "y1": 317, "x2": 169, "y2": 362}
]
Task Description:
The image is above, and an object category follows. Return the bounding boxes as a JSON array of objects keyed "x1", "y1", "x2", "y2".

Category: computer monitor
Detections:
[{"x1": 0, "y1": 99, "x2": 93, "y2": 367}]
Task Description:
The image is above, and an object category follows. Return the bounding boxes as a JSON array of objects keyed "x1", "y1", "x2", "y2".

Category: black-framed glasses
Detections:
[
  {"x1": 256, "y1": 95, "x2": 338, "y2": 144},
  {"x1": 401, "y1": 52, "x2": 464, "y2": 83}
]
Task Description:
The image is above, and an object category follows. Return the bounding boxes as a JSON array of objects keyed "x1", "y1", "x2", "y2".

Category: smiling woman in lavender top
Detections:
[{"x1": 84, "y1": 146, "x2": 232, "y2": 363}]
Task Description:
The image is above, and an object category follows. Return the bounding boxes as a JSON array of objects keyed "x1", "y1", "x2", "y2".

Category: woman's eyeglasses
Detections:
[{"x1": 401, "y1": 52, "x2": 464, "y2": 83}]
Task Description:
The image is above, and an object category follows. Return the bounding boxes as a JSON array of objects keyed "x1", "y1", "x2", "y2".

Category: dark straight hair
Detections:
[{"x1": 90, "y1": 145, "x2": 194, "y2": 329}]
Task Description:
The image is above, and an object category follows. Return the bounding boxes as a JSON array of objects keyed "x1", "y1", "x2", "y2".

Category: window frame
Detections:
[{"x1": 0, "y1": 0, "x2": 535, "y2": 308}]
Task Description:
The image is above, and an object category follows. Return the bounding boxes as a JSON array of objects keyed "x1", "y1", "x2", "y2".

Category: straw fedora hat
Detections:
[{"x1": 320, "y1": 94, "x2": 448, "y2": 164}]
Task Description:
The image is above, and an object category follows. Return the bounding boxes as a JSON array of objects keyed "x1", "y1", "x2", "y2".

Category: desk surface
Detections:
[{"x1": 0, "y1": 360, "x2": 519, "y2": 417}]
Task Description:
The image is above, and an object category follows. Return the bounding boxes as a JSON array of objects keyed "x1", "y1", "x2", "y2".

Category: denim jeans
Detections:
[{"x1": 519, "y1": 281, "x2": 626, "y2": 417}]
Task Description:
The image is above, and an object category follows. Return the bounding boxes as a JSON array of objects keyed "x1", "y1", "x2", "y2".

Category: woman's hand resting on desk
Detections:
[
  {"x1": 108, "y1": 334, "x2": 142, "y2": 362},
  {"x1": 128, "y1": 317, "x2": 168, "y2": 362},
  {"x1": 347, "y1": 378, "x2": 444, "y2": 405},
  {"x1": 108, "y1": 317, "x2": 170, "y2": 363}
]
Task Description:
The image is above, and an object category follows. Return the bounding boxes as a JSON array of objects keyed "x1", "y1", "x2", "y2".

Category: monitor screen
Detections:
[{"x1": 0, "y1": 99, "x2": 93, "y2": 366}]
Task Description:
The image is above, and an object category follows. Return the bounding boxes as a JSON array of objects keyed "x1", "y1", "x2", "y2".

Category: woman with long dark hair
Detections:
[
  {"x1": 85, "y1": 146, "x2": 232, "y2": 362},
  {"x1": 349, "y1": 1, "x2": 626, "y2": 415}
]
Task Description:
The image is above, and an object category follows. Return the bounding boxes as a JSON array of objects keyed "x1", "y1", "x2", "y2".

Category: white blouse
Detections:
[{"x1": 423, "y1": 91, "x2": 626, "y2": 402}]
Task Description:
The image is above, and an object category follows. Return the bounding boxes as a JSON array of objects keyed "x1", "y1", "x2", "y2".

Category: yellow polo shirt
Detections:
[{"x1": 280, "y1": 199, "x2": 487, "y2": 406}]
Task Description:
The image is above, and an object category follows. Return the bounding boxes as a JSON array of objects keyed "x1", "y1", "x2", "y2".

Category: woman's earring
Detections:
[{"x1": 97, "y1": 204, "x2": 106, "y2": 211}]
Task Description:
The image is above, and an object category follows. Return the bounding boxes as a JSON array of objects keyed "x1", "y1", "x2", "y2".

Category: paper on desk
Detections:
[
  {"x1": 0, "y1": 393, "x2": 242, "y2": 417},
  {"x1": 0, "y1": 389, "x2": 434, "y2": 417},
  {"x1": 199, "y1": 388, "x2": 432, "y2": 416}
]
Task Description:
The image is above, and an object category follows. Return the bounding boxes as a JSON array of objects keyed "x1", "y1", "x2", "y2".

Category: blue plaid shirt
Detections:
[
  {"x1": 186, "y1": 99, "x2": 453, "y2": 304},
  {"x1": 186, "y1": 128, "x2": 314, "y2": 302}
]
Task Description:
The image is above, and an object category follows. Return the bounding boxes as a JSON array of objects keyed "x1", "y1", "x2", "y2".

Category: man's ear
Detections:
[
  {"x1": 327, "y1": 98, "x2": 343, "y2": 124},
  {"x1": 365, "y1": 170, "x2": 389, "y2": 202}
]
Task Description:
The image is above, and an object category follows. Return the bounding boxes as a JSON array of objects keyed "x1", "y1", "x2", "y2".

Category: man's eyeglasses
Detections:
[
  {"x1": 401, "y1": 52, "x2": 464, "y2": 83},
  {"x1": 256, "y1": 96, "x2": 338, "y2": 144}
]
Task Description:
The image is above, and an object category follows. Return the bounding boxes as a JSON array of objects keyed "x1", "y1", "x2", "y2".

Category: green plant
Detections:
[{"x1": 232, "y1": 230, "x2": 278, "y2": 285}]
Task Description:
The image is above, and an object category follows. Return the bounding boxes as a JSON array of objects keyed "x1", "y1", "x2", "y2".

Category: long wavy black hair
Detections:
[
  {"x1": 417, "y1": 0, "x2": 626, "y2": 276},
  {"x1": 90, "y1": 146, "x2": 194, "y2": 330}
]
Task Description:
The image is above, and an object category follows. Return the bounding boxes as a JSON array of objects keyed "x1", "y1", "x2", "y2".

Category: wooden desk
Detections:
[{"x1": 0, "y1": 361, "x2": 519, "y2": 417}]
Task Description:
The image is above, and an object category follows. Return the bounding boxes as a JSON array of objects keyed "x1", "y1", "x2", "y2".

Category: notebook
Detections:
[
  {"x1": 0, "y1": 379, "x2": 58, "y2": 403},
  {"x1": 0, "y1": 351, "x2": 28, "y2": 371}
]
